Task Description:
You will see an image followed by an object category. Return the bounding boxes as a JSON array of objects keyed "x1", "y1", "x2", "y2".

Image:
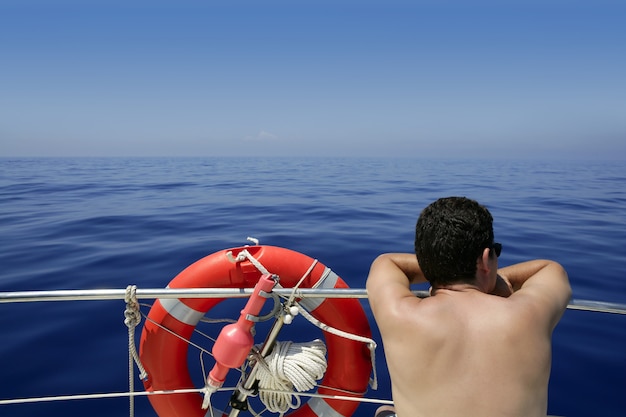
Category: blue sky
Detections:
[{"x1": 1, "y1": 1, "x2": 625, "y2": 159}]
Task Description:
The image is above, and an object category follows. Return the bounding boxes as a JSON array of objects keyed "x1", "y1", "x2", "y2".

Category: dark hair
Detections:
[{"x1": 414, "y1": 197, "x2": 494, "y2": 286}]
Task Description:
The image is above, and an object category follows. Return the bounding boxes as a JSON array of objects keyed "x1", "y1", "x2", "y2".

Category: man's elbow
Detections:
[{"x1": 549, "y1": 260, "x2": 572, "y2": 304}]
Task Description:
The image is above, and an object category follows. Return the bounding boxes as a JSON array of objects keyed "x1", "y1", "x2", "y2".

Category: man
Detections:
[{"x1": 367, "y1": 197, "x2": 571, "y2": 417}]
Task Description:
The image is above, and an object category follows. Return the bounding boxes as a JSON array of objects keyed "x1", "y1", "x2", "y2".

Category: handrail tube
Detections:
[{"x1": 0, "y1": 289, "x2": 624, "y2": 315}]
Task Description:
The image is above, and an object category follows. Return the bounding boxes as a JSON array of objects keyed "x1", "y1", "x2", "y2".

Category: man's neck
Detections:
[{"x1": 431, "y1": 281, "x2": 486, "y2": 294}]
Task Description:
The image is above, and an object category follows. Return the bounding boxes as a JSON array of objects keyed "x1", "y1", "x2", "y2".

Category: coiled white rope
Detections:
[{"x1": 254, "y1": 339, "x2": 328, "y2": 414}]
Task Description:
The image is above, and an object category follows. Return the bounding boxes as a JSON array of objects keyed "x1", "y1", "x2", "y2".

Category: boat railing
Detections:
[
  {"x1": 0, "y1": 287, "x2": 624, "y2": 415},
  {"x1": 1, "y1": 288, "x2": 625, "y2": 315}
]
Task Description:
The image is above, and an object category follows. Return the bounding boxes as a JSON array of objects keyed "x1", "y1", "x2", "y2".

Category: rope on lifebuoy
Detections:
[
  {"x1": 295, "y1": 303, "x2": 378, "y2": 390},
  {"x1": 226, "y1": 248, "x2": 271, "y2": 274}
]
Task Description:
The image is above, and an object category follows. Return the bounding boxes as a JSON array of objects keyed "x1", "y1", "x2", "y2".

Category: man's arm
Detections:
[
  {"x1": 500, "y1": 260, "x2": 571, "y2": 329},
  {"x1": 490, "y1": 273, "x2": 514, "y2": 297},
  {"x1": 369, "y1": 253, "x2": 427, "y2": 285},
  {"x1": 366, "y1": 253, "x2": 428, "y2": 318}
]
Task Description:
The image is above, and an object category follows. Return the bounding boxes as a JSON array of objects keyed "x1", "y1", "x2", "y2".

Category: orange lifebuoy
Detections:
[{"x1": 139, "y1": 245, "x2": 373, "y2": 417}]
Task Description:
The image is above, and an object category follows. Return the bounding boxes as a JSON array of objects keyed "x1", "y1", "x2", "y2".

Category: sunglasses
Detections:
[{"x1": 491, "y1": 242, "x2": 502, "y2": 258}]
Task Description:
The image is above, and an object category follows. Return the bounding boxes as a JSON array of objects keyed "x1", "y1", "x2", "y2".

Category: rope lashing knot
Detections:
[
  {"x1": 124, "y1": 285, "x2": 148, "y2": 381},
  {"x1": 254, "y1": 339, "x2": 328, "y2": 414},
  {"x1": 124, "y1": 285, "x2": 141, "y2": 329}
]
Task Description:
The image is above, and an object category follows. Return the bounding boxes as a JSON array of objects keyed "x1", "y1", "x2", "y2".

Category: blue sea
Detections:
[{"x1": 1, "y1": 157, "x2": 625, "y2": 417}]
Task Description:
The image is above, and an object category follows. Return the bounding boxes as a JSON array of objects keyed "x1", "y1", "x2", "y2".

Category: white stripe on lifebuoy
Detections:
[
  {"x1": 308, "y1": 397, "x2": 345, "y2": 417},
  {"x1": 160, "y1": 289, "x2": 205, "y2": 326},
  {"x1": 298, "y1": 268, "x2": 338, "y2": 312}
]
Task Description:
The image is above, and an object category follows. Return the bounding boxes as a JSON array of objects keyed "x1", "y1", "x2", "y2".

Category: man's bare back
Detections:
[
  {"x1": 366, "y1": 198, "x2": 571, "y2": 417},
  {"x1": 386, "y1": 288, "x2": 554, "y2": 416}
]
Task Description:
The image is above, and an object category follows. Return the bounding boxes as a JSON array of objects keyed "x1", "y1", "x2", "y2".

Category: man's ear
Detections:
[{"x1": 476, "y1": 248, "x2": 491, "y2": 275}]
